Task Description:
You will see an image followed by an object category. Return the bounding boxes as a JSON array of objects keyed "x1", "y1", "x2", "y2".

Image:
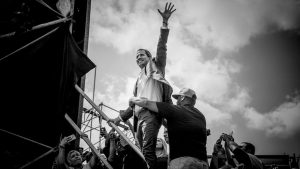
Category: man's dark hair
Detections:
[
  {"x1": 137, "y1": 49, "x2": 152, "y2": 58},
  {"x1": 242, "y1": 142, "x2": 255, "y2": 155}
]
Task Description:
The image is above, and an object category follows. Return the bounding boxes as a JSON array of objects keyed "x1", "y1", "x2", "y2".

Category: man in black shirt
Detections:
[{"x1": 129, "y1": 88, "x2": 208, "y2": 169}]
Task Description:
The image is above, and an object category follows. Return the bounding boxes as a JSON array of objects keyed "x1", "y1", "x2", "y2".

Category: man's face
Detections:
[
  {"x1": 176, "y1": 95, "x2": 184, "y2": 106},
  {"x1": 163, "y1": 130, "x2": 169, "y2": 144},
  {"x1": 136, "y1": 50, "x2": 150, "y2": 68},
  {"x1": 156, "y1": 138, "x2": 163, "y2": 149},
  {"x1": 68, "y1": 150, "x2": 82, "y2": 166},
  {"x1": 239, "y1": 143, "x2": 248, "y2": 152}
]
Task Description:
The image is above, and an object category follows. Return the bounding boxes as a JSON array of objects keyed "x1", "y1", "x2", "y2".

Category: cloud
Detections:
[
  {"x1": 90, "y1": 0, "x2": 300, "y2": 53},
  {"x1": 89, "y1": 0, "x2": 162, "y2": 54},
  {"x1": 175, "y1": 0, "x2": 300, "y2": 51},
  {"x1": 83, "y1": 75, "x2": 137, "y2": 118},
  {"x1": 244, "y1": 93, "x2": 300, "y2": 138},
  {"x1": 198, "y1": 100, "x2": 232, "y2": 125},
  {"x1": 88, "y1": 0, "x2": 300, "y2": 138}
]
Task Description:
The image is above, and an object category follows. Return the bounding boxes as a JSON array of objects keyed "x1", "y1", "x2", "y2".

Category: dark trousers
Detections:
[{"x1": 136, "y1": 110, "x2": 162, "y2": 169}]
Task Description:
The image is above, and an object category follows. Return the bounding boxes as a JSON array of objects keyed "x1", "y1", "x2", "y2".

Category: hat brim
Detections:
[{"x1": 172, "y1": 94, "x2": 181, "y2": 100}]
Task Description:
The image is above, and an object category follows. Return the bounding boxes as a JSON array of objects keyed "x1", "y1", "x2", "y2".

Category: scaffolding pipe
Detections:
[
  {"x1": 19, "y1": 147, "x2": 57, "y2": 169},
  {"x1": 99, "y1": 102, "x2": 134, "y2": 135},
  {"x1": 84, "y1": 108, "x2": 129, "y2": 130},
  {"x1": 74, "y1": 84, "x2": 148, "y2": 168},
  {"x1": 99, "y1": 104, "x2": 103, "y2": 152},
  {"x1": 0, "y1": 128, "x2": 52, "y2": 149}
]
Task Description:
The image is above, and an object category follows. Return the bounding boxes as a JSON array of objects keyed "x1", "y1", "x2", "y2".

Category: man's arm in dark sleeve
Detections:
[
  {"x1": 155, "y1": 2, "x2": 176, "y2": 69},
  {"x1": 155, "y1": 28, "x2": 169, "y2": 69},
  {"x1": 209, "y1": 154, "x2": 219, "y2": 169},
  {"x1": 232, "y1": 148, "x2": 252, "y2": 167},
  {"x1": 119, "y1": 107, "x2": 134, "y2": 122}
]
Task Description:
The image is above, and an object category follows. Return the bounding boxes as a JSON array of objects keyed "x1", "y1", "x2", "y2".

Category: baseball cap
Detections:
[{"x1": 172, "y1": 88, "x2": 197, "y2": 100}]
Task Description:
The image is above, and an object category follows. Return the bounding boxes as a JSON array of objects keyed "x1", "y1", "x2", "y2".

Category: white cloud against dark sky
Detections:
[{"x1": 84, "y1": 0, "x2": 300, "y2": 155}]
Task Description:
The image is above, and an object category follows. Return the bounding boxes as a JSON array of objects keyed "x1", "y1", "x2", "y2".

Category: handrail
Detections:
[
  {"x1": 98, "y1": 102, "x2": 135, "y2": 136},
  {"x1": 74, "y1": 84, "x2": 148, "y2": 168}
]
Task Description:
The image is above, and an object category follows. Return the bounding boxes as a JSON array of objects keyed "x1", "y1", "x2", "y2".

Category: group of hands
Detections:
[
  {"x1": 213, "y1": 133, "x2": 235, "y2": 153},
  {"x1": 101, "y1": 127, "x2": 128, "y2": 147},
  {"x1": 100, "y1": 127, "x2": 118, "y2": 140}
]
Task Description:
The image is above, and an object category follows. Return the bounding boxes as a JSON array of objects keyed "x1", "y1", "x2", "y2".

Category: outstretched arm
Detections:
[
  {"x1": 222, "y1": 134, "x2": 251, "y2": 167},
  {"x1": 107, "y1": 107, "x2": 133, "y2": 126},
  {"x1": 224, "y1": 142, "x2": 236, "y2": 167},
  {"x1": 155, "y1": 2, "x2": 176, "y2": 69},
  {"x1": 56, "y1": 136, "x2": 73, "y2": 169},
  {"x1": 129, "y1": 97, "x2": 159, "y2": 113}
]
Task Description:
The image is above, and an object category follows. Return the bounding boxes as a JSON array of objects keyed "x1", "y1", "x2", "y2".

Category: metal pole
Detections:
[
  {"x1": 0, "y1": 18, "x2": 70, "y2": 39},
  {"x1": 99, "y1": 104, "x2": 103, "y2": 152},
  {"x1": 0, "y1": 27, "x2": 59, "y2": 62},
  {"x1": 65, "y1": 114, "x2": 113, "y2": 169},
  {"x1": 84, "y1": 108, "x2": 129, "y2": 130},
  {"x1": 19, "y1": 147, "x2": 57, "y2": 169},
  {"x1": 100, "y1": 103, "x2": 134, "y2": 134},
  {"x1": 101, "y1": 103, "x2": 119, "y2": 112},
  {"x1": 74, "y1": 84, "x2": 147, "y2": 167},
  {"x1": 89, "y1": 109, "x2": 93, "y2": 151},
  {"x1": 0, "y1": 128, "x2": 52, "y2": 149}
]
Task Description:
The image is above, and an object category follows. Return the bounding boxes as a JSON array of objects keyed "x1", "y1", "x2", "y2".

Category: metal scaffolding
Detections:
[{"x1": 80, "y1": 102, "x2": 135, "y2": 153}]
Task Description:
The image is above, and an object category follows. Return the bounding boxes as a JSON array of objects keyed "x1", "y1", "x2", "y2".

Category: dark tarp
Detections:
[{"x1": 0, "y1": 22, "x2": 95, "y2": 169}]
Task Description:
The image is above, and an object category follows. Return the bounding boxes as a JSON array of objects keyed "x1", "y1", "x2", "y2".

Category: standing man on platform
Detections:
[{"x1": 109, "y1": 2, "x2": 176, "y2": 169}]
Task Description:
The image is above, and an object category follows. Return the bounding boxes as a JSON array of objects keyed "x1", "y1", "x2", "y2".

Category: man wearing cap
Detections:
[
  {"x1": 108, "y1": 3, "x2": 176, "y2": 169},
  {"x1": 129, "y1": 88, "x2": 208, "y2": 169}
]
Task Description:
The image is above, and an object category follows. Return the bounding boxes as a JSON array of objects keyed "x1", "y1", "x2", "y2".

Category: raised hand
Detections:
[
  {"x1": 59, "y1": 134, "x2": 76, "y2": 148},
  {"x1": 158, "y1": 2, "x2": 176, "y2": 22},
  {"x1": 221, "y1": 133, "x2": 234, "y2": 142}
]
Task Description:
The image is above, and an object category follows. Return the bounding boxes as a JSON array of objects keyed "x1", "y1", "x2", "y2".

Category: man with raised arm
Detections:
[
  {"x1": 109, "y1": 2, "x2": 176, "y2": 169},
  {"x1": 54, "y1": 134, "x2": 102, "y2": 169}
]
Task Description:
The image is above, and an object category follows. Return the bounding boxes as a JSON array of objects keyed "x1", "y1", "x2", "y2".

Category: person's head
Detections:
[
  {"x1": 116, "y1": 135, "x2": 128, "y2": 155},
  {"x1": 240, "y1": 142, "x2": 255, "y2": 155},
  {"x1": 156, "y1": 137, "x2": 168, "y2": 157},
  {"x1": 136, "y1": 49, "x2": 152, "y2": 69},
  {"x1": 156, "y1": 138, "x2": 165, "y2": 149},
  {"x1": 169, "y1": 156, "x2": 208, "y2": 169},
  {"x1": 172, "y1": 88, "x2": 197, "y2": 106},
  {"x1": 163, "y1": 128, "x2": 169, "y2": 144},
  {"x1": 67, "y1": 150, "x2": 82, "y2": 167}
]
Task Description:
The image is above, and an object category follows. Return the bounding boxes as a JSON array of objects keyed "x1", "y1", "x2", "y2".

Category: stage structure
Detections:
[
  {"x1": 0, "y1": 0, "x2": 95, "y2": 168},
  {"x1": 80, "y1": 102, "x2": 135, "y2": 152}
]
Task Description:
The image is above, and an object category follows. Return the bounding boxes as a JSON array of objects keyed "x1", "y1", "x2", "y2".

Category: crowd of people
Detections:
[
  {"x1": 51, "y1": 2, "x2": 280, "y2": 169},
  {"x1": 52, "y1": 127, "x2": 265, "y2": 169}
]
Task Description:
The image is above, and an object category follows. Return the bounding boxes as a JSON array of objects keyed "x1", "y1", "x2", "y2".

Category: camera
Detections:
[
  {"x1": 67, "y1": 134, "x2": 76, "y2": 143},
  {"x1": 100, "y1": 127, "x2": 107, "y2": 137}
]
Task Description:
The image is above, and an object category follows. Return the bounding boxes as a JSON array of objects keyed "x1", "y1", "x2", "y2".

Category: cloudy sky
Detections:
[{"x1": 82, "y1": 0, "x2": 300, "y2": 155}]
